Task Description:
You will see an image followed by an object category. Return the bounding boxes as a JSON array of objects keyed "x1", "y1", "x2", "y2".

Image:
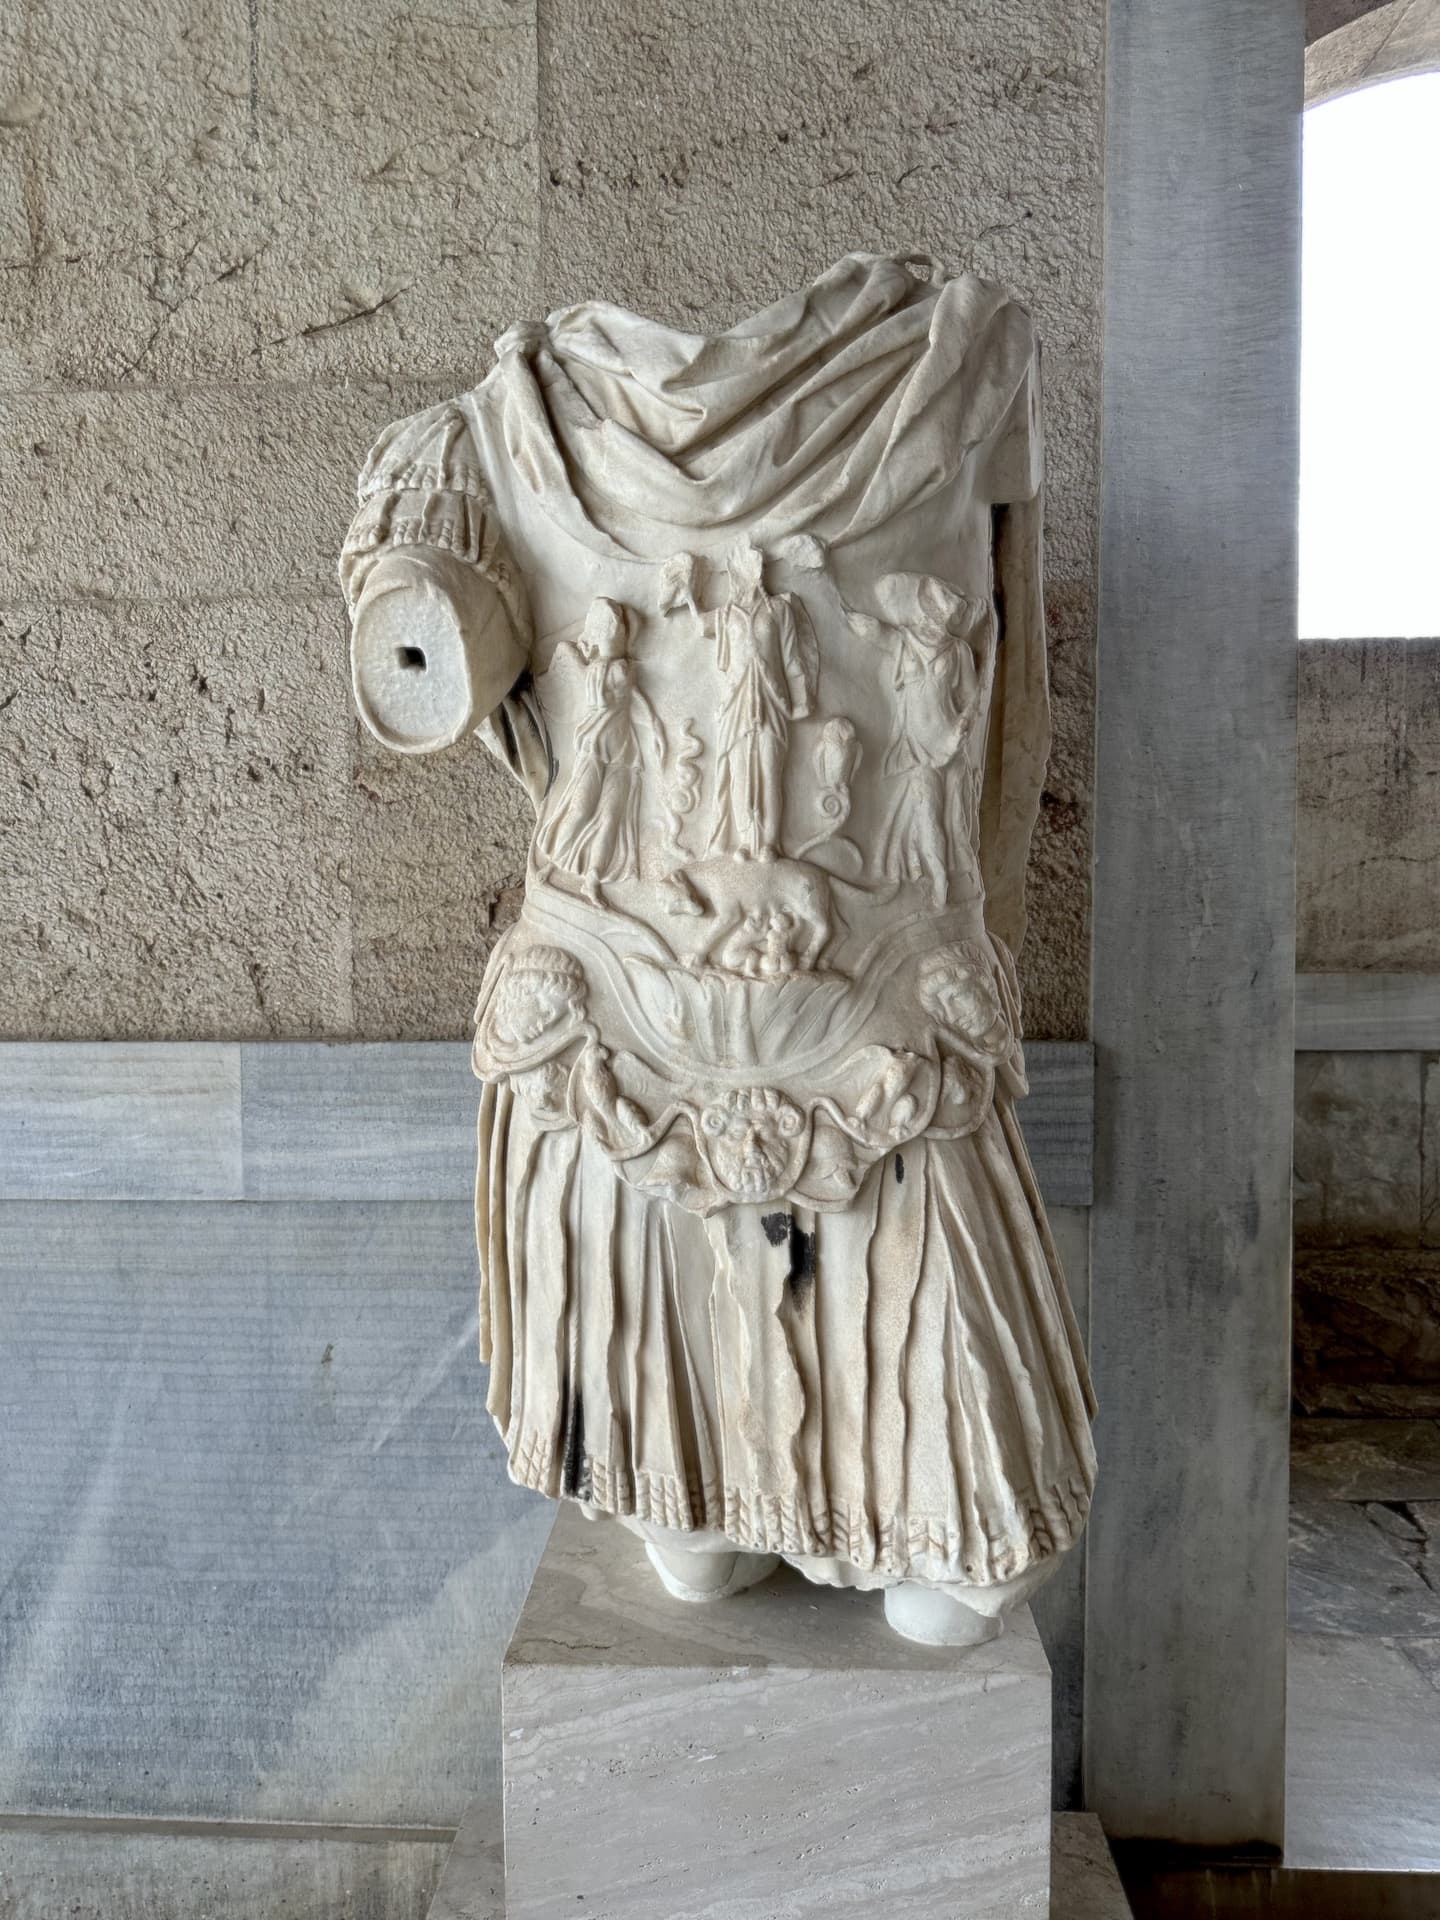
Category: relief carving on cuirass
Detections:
[
  {"x1": 847, "y1": 575, "x2": 994, "y2": 908},
  {"x1": 532, "y1": 597, "x2": 660, "y2": 901},
  {"x1": 466, "y1": 540, "x2": 1023, "y2": 1215}
]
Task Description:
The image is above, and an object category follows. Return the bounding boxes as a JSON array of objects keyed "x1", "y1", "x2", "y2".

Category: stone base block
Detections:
[
  {"x1": 429, "y1": 1807, "x2": 1134, "y2": 1919},
  {"x1": 500, "y1": 1506, "x2": 1053, "y2": 1918}
]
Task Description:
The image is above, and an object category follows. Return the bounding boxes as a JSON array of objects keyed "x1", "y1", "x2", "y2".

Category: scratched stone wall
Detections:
[
  {"x1": 0, "y1": 0, "x2": 1104, "y2": 1042},
  {"x1": 1297, "y1": 639, "x2": 1440, "y2": 974}
]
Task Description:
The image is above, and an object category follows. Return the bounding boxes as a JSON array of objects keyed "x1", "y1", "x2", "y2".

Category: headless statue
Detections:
[{"x1": 341, "y1": 253, "x2": 1096, "y2": 1646}]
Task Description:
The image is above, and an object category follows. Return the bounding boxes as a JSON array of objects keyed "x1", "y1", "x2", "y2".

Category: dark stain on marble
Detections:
[
  {"x1": 760, "y1": 1212, "x2": 790, "y2": 1248},
  {"x1": 560, "y1": 1387, "x2": 587, "y2": 1501},
  {"x1": 784, "y1": 1220, "x2": 816, "y2": 1304}
]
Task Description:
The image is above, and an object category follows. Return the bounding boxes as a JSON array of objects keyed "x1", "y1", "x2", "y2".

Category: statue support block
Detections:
[{"x1": 500, "y1": 1506, "x2": 1052, "y2": 1918}]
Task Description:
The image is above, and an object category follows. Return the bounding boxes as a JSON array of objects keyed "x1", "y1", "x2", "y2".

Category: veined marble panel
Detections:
[
  {"x1": 1295, "y1": 973, "x2": 1440, "y2": 1051},
  {"x1": 0, "y1": 1042, "x2": 242, "y2": 1200},
  {"x1": 0, "y1": 1201, "x2": 550, "y2": 1826},
  {"x1": 428, "y1": 1799, "x2": 1132, "y2": 1920},
  {"x1": 1022, "y1": 1043, "x2": 1095, "y2": 1207},
  {"x1": 0, "y1": 1821, "x2": 450, "y2": 1920},
  {"x1": 240, "y1": 1043, "x2": 478, "y2": 1200}
]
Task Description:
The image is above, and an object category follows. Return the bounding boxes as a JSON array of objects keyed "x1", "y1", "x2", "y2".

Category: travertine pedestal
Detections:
[{"x1": 500, "y1": 1507, "x2": 1052, "y2": 1918}]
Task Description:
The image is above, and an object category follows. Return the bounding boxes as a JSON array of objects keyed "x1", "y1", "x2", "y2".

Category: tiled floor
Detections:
[{"x1": 1288, "y1": 1417, "x2": 1440, "y2": 1869}]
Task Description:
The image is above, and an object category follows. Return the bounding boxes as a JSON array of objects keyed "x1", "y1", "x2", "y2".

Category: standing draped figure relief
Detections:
[
  {"x1": 532, "y1": 597, "x2": 661, "y2": 900},
  {"x1": 340, "y1": 253, "x2": 1096, "y2": 1645},
  {"x1": 707, "y1": 541, "x2": 819, "y2": 862}
]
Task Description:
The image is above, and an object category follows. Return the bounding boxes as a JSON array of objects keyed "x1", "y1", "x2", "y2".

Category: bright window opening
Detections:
[{"x1": 1301, "y1": 73, "x2": 1440, "y2": 640}]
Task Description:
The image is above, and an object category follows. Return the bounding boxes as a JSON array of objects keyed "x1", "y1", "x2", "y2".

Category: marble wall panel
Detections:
[
  {"x1": 1297, "y1": 640, "x2": 1440, "y2": 975},
  {"x1": 0, "y1": 1042, "x2": 241, "y2": 1198},
  {"x1": 0, "y1": 1040, "x2": 1093, "y2": 1205},
  {"x1": 1296, "y1": 974, "x2": 1440, "y2": 1051},
  {"x1": 0, "y1": 1824, "x2": 451, "y2": 1920},
  {"x1": 240, "y1": 1043, "x2": 477, "y2": 1200},
  {"x1": 0, "y1": 1200, "x2": 551, "y2": 1826}
]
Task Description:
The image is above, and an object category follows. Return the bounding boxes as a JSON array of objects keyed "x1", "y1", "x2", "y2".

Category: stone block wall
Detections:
[
  {"x1": 1297, "y1": 639, "x2": 1440, "y2": 975},
  {"x1": 1294, "y1": 1047, "x2": 1440, "y2": 1414},
  {"x1": 1293, "y1": 641, "x2": 1440, "y2": 1416},
  {"x1": 0, "y1": 0, "x2": 1105, "y2": 1045},
  {"x1": 0, "y1": 0, "x2": 538, "y2": 1043}
]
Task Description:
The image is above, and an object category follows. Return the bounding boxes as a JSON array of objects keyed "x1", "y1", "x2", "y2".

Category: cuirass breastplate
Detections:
[
  {"x1": 471, "y1": 541, "x2": 1027, "y2": 1218},
  {"x1": 344, "y1": 253, "x2": 1049, "y2": 1216}
]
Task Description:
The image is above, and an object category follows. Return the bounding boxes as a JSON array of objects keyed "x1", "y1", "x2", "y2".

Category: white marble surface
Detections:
[
  {"x1": 502, "y1": 1507, "x2": 1052, "y2": 1918},
  {"x1": 344, "y1": 257, "x2": 1096, "y2": 1619},
  {"x1": 430, "y1": 1798, "x2": 1130, "y2": 1918}
]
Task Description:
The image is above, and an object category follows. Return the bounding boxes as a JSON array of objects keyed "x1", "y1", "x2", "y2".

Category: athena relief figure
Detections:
[{"x1": 341, "y1": 252, "x2": 1096, "y2": 1647}]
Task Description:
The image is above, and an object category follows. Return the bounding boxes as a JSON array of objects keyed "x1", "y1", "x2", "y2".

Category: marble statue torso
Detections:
[{"x1": 342, "y1": 254, "x2": 1095, "y2": 1607}]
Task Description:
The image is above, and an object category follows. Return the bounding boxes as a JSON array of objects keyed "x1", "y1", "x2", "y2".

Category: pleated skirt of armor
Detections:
[{"x1": 476, "y1": 1082, "x2": 1096, "y2": 1589}]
